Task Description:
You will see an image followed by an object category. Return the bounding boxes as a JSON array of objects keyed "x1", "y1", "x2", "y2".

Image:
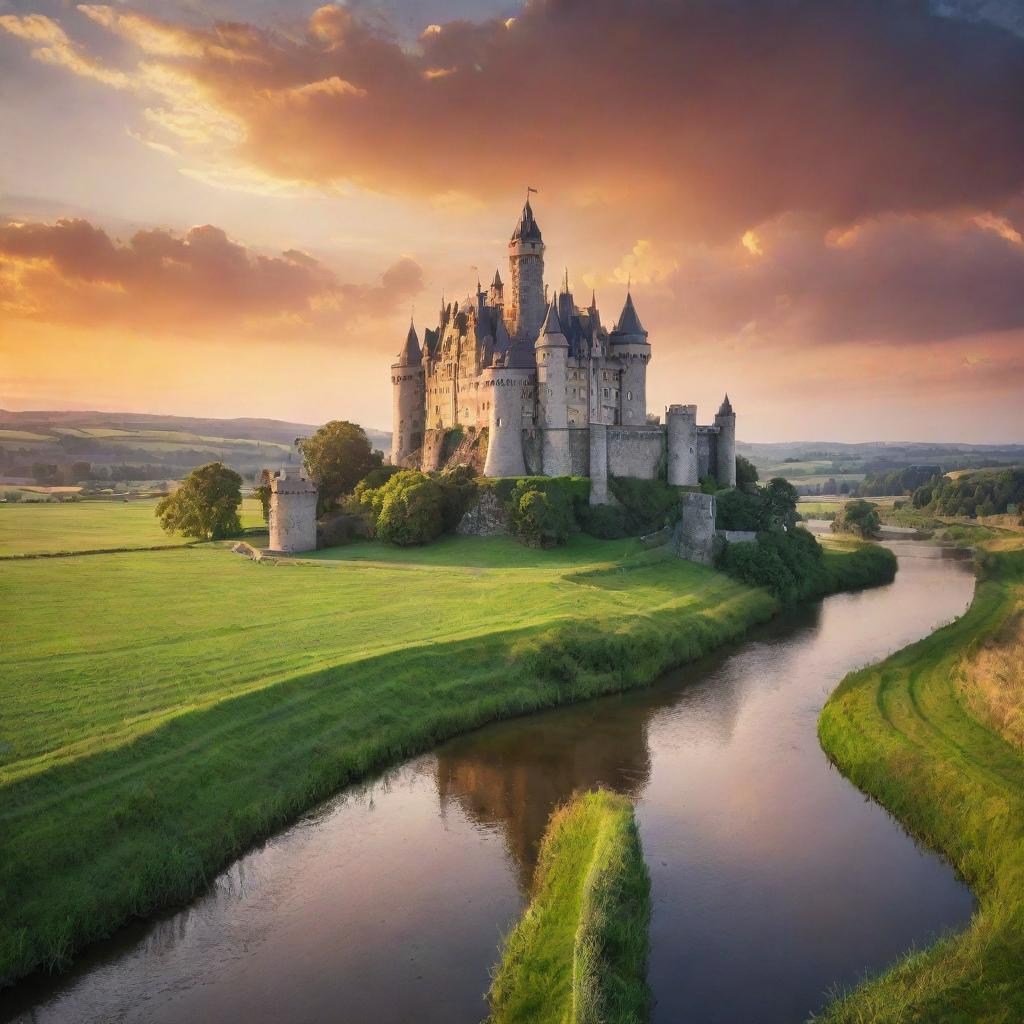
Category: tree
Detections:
[
  {"x1": 253, "y1": 469, "x2": 272, "y2": 522},
  {"x1": 832, "y1": 499, "x2": 881, "y2": 539},
  {"x1": 156, "y1": 462, "x2": 243, "y2": 540},
  {"x1": 298, "y1": 420, "x2": 382, "y2": 515},
  {"x1": 764, "y1": 477, "x2": 800, "y2": 530},
  {"x1": 735, "y1": 455, "x2": 759, "y2": 491}
]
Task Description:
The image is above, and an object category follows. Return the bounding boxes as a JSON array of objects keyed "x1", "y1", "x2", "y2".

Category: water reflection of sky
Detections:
[{"x1": 4, "y1": 543, "x2": 976, "y2": 1024}]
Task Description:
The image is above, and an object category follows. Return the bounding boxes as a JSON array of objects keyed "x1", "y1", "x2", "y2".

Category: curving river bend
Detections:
[{"x1": 3, "y1": 541, "x2": 977, "y2": 1024}]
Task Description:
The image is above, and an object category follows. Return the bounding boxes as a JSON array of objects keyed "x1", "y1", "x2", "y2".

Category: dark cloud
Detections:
[{"x1": 15, "y1": 0, "x2": 1018, "y2": 240}]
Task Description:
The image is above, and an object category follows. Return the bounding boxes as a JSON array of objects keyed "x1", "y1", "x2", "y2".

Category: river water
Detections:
[{"x1": 3, "y1": 542, "x2": 977, "y2": 1024}]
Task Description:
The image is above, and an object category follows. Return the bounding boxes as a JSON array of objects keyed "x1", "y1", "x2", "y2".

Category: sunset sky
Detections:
[{"x1": 2, "y1": 0, "x2": 1023, "y2": 441}]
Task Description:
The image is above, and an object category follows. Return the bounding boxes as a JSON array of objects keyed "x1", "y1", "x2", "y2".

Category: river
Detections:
[{"x1": 2, "y1": 541, "x2": 977, "y2": 1024}]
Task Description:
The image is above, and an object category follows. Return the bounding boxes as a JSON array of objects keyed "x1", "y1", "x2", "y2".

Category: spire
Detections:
[
  {"x1": 718, "y1": 393, "x2": 734, "y2": 417},
  {"x1": 491, "y1": 268, "x2": 503, "y2": 290},
  {"x1": 612, "y1": 290, "x2": 646, "y2": 338},
  {"x1": 542, "y1": 297, "x2": 562, "y2": 335},
  {"x1": 510, "y1": 196, "x2": 542, "y2": 243},
  {"x1": 397, "y1": 320, "x2": 421, "y2": 365},
  {"x1": 563, "y1": 267, "x2": 569, "y2": 292}
]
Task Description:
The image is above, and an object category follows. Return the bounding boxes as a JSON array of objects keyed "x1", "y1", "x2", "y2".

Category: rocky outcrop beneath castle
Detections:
[
  {"x1": 422, "y1": 427, "x2": 489, "y2": 475},
  {"x1": 457, "y1": 489, "x2": 511, "y2": 537}
]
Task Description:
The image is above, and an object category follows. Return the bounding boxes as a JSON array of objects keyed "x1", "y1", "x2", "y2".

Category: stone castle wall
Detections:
[{"x1": 607, "y1": 426, "x2": 663, "y2": 480}]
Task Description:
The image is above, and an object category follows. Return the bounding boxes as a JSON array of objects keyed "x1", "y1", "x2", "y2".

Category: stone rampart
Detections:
[{"x1": 607, "y1": 426, "x2": 663, "y2": 480}]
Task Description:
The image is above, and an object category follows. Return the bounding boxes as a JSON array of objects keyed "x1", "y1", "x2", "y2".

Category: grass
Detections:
[
  {"x1": 815, "y1": 538, "x2": 1024, "y2": 1022},
  {"x1": 958, "y1": 611, "x2": 1024, "y2": 751},
  {"x1": 0, "y1": 529, "x2": 894, "y2": 987},
  {"x1": 0, "y1": 535, "x2": 774, "y2": 984},
  {"x1": 0, "y1": 497, "x2": 264, "y2": 556},
  {"x1": 487, "y1": 790, "x2": 650, "y2": 1024}
]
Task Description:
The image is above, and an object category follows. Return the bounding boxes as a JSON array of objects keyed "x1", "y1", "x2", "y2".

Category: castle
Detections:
[{"x1": 391, "y1": 197, "x2": 736, "y2": 503}]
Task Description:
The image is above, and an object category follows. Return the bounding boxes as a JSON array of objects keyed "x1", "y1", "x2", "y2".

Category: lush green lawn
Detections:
[
  {"x1": 488, "y1": 790, "x2": 650, "y2": 1024},
  {"x1": 817, "y1": 538, "x2": 1024, "y2": 1022},
  {"x1": 0, "y1": 535, "x2": 779, "y2": 984},
  {"x1": 0, "y1": 497, "x2": 264, "y2": 557}
]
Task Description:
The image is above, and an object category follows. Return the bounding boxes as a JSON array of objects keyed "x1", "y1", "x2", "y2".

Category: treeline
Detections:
[
  {"x1": 27, "y1": 462, "x2": 170, "y2": 484},
  {"x1": 855, "y1": 465, "x2": 941, "y2": 498},
  {"x1": 911, "y1": 468, "x2": 1024, "y2": 518}
]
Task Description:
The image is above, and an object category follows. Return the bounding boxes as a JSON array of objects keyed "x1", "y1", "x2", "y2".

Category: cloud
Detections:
[
  {"x1": 4, "y1": 1, "x2": 1023, "y2": 238},
  {"x1": 644, "y1": 212, "x2": 1024, "y2": 348},
  {"x1": 0, "y1": 218, "x2": 423, "y2": 334}
]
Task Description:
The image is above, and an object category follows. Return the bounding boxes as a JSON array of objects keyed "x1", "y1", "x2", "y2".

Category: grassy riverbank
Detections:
[
  {"x1": 817, "y1": 538, "x2": 1024, "y2": 1021},
  {"x1": 0, "y1": 531, "x2": 891, "y2": 986},
  {"x1": 488, "y1": 790, "x2": 650, "y2": 1024}
]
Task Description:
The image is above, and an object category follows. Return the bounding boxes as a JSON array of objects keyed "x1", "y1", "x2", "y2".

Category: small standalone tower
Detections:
[
  {"x1": 268, "y1": 471, "x2": 318, "y2": 553},
  {"x1": 391, "y1": 322, "x2": 425, "y2": 466},
  {"x1": 536, "y1": 298, "x2": 571, "y2": 476},
  {"x1": 507, "y1": 197, "x2": 546, "y2": 340},
  {"x1": 666, "y1": 404, "x2": 698, "y2": 486},
  {"x1": 609, "y1": 290, "x2": 651, "y2": 426},
  {"x1": 715, "y1": 394, "x2": 737, "y2": 488}
]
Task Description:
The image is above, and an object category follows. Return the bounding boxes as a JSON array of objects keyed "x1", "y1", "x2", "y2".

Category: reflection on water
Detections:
[{"x1": 3, "y1": 543, "x2": 977, "y2": 1024}]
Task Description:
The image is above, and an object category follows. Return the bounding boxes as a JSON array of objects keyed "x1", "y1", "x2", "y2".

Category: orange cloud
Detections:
[{"x1": 0, "y1": 218, "x2": 423, "y2": 334}]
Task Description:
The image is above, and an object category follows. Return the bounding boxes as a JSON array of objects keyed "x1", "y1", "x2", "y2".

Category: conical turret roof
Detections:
[
  {"x1": 396, "y1": 321, "x2": 421, "y2": 364},
  {"x1": 612, "y1": 290, "x2": 646, "y2": 338},
  {"x1": 511, "y1": 197, "x2": 542, "y2": 243},
  {"x1": 718, "y1": 393, "x2": 734, "y2": 416},
  {"x1": 491, "y1": 268, "x2": 503, "y2": 289},
  {"x1": 537, "y1": 297, "x2": 568, "y2": 347}
]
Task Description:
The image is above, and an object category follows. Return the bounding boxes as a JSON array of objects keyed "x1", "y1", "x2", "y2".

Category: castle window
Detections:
[
  {"x1": 627, "y1": 391, "x2": 633, "y2": 401},
  {"x1": 603, "y1": 388, "x2": 609, "y2": 399},
  {"x1": 496, "y1": 417, "x2": 502, "y2": 427}
]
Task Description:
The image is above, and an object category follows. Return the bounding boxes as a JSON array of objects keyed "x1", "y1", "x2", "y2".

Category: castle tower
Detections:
[
  {"x1": 714, "y1": 394, "x2": 737, "y2": 488},
  {"x1": 268, "y1": 470, "x2": 318, "y2": 553},
  {"x1": 666, "y1": 404, "x2": 698, "y2": 486},
  {"x1": 482, "y1": 348, "x2": 531, "y2": 478},
  {"x1": 391, "y1": 321, "x2": 425, "y2": 466},
  {"x1": 536, "y1": 297, "x2": 570, "y2": 476},
  {"x1": 609, "y1": 289, "x2": 651, "y2": 426},
  {"x1": 507, "y1": 197, "x2": 546, "y2": 340}
]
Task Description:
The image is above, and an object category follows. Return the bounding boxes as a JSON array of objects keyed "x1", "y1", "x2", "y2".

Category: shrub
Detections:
[
  {"x1": 512, "y1": 485, "x2": 576, "y2": 547},
  {"x1": 606, "y1": 477, "x2": 682, "y2": 535},
  {"x1": 2, "y1": 490, "x2": 22, "y2": 503},
  {"x1": 577, "y1": 503, "x2": 630, "y2": 539},
  {"x1": 375, "y1": 472, "x2": 445, "y2": 546},
  {"x1": 437, "y1": 464, "x2": 479, "y2": 532},
  {"x1": 832, "y1": 499, "x2": 881, "y2": 538}
]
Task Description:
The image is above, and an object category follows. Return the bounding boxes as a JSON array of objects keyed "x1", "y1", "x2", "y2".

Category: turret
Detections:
[
  {"x1": 714, "y1": 394, "x2": 737, "y2": 488},
  {"x1": 268, "y1": 470, "x2": 318, "y2": 553},
  {"x1": 489, "y1": 268, "x2": 504, "y2": 307},
  {"x1": 391, "y1": 321, "x2": 425, "y2": 467},
  {"x1": 666, "y1": 404, "x2": 698, "y2": 486},
  {"x1": 507, "y1": 196, "x2": 546, "y2": 341},
  {"x1": 609, "y1": 289, "x2": 652, "y2": 426},
  {"x1": 536, "y1": 298, "x2": 570, "y2": 476}
]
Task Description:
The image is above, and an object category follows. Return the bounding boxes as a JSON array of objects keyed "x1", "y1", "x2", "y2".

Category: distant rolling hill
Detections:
[{"x1": 0, "y1": 410, "x2": 391, "y2": 482}]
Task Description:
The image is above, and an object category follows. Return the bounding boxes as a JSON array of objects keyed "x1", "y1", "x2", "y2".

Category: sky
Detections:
[{"x1": 1, "y1": 0, "x2": 1023, "y2": 442}]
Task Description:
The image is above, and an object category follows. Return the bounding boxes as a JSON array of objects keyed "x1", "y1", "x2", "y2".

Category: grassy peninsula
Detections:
[
  {"x1": 0, "y1": 510, "x2": 892, "y2": 986},
  {"x1": 817, "y1": 538, "x2": 1024, "y2": 1021},
  {"x1": 487, "y1": 790, "x2": 650, "y2": 1024}
]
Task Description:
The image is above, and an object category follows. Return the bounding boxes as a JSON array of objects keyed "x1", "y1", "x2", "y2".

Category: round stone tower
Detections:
[
  {"x1": 268, "y1": 471, "x2": 318, "y2": 553},
  {"x1": 391, "y1": 321, "x2": 425, "y2": 467},
  {"x1": 536, "y1": 297, "x2": 571, "y2": 477},
  {"x1": 666, "y1": 404, "x2": 698, "y2": 486},
  {"x1": 714, "y1": 394, "x2": 737, "y2": 488},
  {"x1": 609, "y1": 290, "x2": 651, "y2": 426},
  {"x1": 482, "y1": 357, "x2": 530, "y2": 478},
  {"x1": 507, "y1": 196, "x2": 546, "y2": 341}
]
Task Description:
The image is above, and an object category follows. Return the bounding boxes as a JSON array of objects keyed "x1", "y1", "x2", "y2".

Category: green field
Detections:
[
  {"x1": 0, "y1": 497, "x2": 264, "y2": 557},
  {"x1": 488, "y1": 790, "x2": 650, "y2": 1024},
  {"x1": 0, "y1": 531, "x2": 784, "y2": 983},
  {"x1": 817, "y1": 538, "x2": 1024, "y2": 1021}
]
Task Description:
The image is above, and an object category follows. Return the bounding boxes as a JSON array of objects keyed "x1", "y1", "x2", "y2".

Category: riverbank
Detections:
[
  {"x1": 0, "y1": 533, "x2": 890, "y2": 987},
  {"x1": 488, "y1": 790, "x2": 650, "y2": 1024},
  {"x1": 817, "y1": 538, "x2": 1024, "y2": 1021}
]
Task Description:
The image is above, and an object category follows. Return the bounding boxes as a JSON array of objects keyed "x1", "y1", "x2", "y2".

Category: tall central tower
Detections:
[{"x1": 507, "y1": 196, "x2": 546, "y2": 340}]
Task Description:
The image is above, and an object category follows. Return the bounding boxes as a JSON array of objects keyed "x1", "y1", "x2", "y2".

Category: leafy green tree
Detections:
[
  {"x1": 298, "y1": 420, "x2": 381, "y2": 515},
  {"x1": 764, "y1": 477, "x2": 800, "y2": 530},
  {"x1": 735, "y1": 455, "x2": 759, "y2": 491},
  {"x1": 156, "y1": 462, "x2": 243, "y2": 540},
  {"x1": 832, "y1": 499, "x2": 881, "y2": 539}
]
